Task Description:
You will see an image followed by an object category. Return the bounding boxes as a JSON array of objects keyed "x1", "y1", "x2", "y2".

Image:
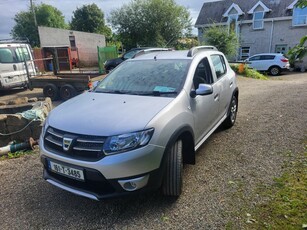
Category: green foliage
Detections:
[
  {"x1": 174, "y1": 37, "x2": 199, "y2": 50},
  {"x1": 202, "y1": 24, "x2": 239, "y2": 58},
  {"x1": 287, "y1": 35, "x2": 307, "y2": 66},
  {"x1": 108, "y1": 0, "x2": 192, "y2": 49},
  {"x1": 70, "y1": 4, "x2": 112, "y2": 37},
  {"x1": 297, "y1": 0, "x2": 307, "y2": 8},
  {"x1": 230, "y1": 64, "x2": 268, "y2": 80},
  {"x1": 11, "y1": 3, "x2": 67, "y2": 47},
  {"x1": 0, "y1": 150, "x2": 36, "y2": 161}
]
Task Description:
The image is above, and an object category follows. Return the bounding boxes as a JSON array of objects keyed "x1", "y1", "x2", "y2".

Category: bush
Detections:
[{"x1": 230, "y1": 64, "x2": 268, "y2": 80}]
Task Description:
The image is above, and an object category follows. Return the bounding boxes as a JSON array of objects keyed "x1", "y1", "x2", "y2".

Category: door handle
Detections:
[
  {"x1": 230, "y1": 81, "x2": 233, "y2": 87},
  {"x1": 214, "y1": 93, "x2": 219, "y2": 100},
  {"x1": 13, "y1": 64, "x2": 17, "y2": 71}
]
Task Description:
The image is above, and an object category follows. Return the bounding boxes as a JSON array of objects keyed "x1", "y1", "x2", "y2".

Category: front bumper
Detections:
[
  {"x1": 40, "y1": 141, "x2": 166, "y2": 200},
  {"x1": 41, "y1": 156, "x2": 164, "y2": 200}
]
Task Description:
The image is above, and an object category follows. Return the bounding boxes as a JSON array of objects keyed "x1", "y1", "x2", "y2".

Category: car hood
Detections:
[{"x1": 48, "y1": 92, "x2": 174, "y2": 136}]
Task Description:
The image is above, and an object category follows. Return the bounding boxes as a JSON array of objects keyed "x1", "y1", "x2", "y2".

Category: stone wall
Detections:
[{"x1": 0, "y1": 97, "x2": 52, "y2": 146}]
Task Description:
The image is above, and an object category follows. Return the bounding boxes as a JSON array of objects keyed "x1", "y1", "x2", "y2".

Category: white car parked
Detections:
[{"x1": 246, "y1": 53, "x2": 290, "y2": 76}]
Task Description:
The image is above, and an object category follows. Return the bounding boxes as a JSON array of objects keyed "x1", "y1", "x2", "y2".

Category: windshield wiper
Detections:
[
  {"x1": 137, "y1": 91, "x2": 178, "y2": 96},
  {"x1": 95, "y1": 90, "x2": 128, "y2": 94}
]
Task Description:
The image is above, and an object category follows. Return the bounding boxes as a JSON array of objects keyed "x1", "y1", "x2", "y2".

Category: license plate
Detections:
[
  {"x1": 49, "y1": 161, "x2": 85, "y2": 181},
  {"x1": 6, "y1": 77, "x2": 18, "y2": 83}
]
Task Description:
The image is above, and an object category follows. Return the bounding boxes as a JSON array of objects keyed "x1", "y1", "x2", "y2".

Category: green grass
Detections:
[{"x1": 249, "y1": 144, "x2": 307, "y2": 229}]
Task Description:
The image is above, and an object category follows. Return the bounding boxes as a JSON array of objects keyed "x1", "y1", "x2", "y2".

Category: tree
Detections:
[
  {"x1": 287, "y1": 1, "x2": 307, "y2": 67},
  {"x1": 70, "y1": 4, "x2": 111, "y2": 37},
  {"x1": 202, "y1": 24, "x2": 239, "y2": 59},
  {"x1": 108, "y1": 0, "x2": 192, "y2": 49},
  {"x1": 287, "y1": 35, "x2": 307, "y2": 66},
  {"x1": 11, "y1": 4, "x2": 67, "y2": 47},
  {"x1": 174, "y1": 37, "x2": 199, "y2": 50},
  {"x1": 297, "y1": 0, "x2": 307, "y2": 8}
]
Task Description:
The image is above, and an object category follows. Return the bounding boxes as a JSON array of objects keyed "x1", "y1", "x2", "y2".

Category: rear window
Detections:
[
  {"x1": 0, "y1": 47, "x2": 31, "y2": 63},
  {"x1": 0, "y1": 48, "x2": 14, "y2": 63}
]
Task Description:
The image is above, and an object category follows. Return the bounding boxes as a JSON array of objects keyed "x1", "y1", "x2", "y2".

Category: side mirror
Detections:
[
  {"x1": 190, "y1": 84, "x2": 213, "y2": 98},
  {"x1": 89, "y1": 80, "x2": 100, "y2": 91}
]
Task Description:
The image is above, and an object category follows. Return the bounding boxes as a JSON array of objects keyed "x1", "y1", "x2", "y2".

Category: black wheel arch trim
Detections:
[
  {"x1": 161, "y1": 125, "x2": 195, "y2": 169},
  {"x1": 226, "y1": 87, "x2": 239, "y2": 116}
]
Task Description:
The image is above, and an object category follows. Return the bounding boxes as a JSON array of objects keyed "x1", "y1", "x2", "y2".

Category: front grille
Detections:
[{"x1": 44, "y1": 127, "x2": 106, "y2": 161}]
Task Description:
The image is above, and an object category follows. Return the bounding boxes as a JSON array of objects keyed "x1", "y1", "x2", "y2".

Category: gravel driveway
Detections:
[{"x1": 0, "y1": 73, "x2": 306, "y2": 229}]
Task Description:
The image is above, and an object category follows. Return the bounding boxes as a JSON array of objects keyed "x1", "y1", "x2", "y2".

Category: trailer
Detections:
[{"x1": 29, "y1": 72, "x2": 103, "y2": 101}]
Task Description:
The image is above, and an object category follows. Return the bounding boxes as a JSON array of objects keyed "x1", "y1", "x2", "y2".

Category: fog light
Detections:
[
  {"x1": 118, "y1": 175, "x2": 149, "y2": 192},
  {"x1": 123, "y1": 182, "x2": 137, "y2": 190}
]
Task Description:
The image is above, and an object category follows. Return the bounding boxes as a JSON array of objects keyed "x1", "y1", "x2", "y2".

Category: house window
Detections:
[
  {"x1": 293, "y1": 6, "x2": 307, "y2": 25},
  {"x1": 228, "y1": 15, "x2": 238, "y2": 34},
  {"x1": 240, "y1": 47, "x2": 250, "y2": 60},
  {"x1": 253, "y1": 11, "x2": 264, "y2": 29},
  {"x1": 275, "y1": 45, "x2": 287, "y2": 54},
  {"x1": 69, "y1": 36, "x2": 76, "y2": 51}
]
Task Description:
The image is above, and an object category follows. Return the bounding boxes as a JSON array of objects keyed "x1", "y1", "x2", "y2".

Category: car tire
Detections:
[
  {"x1": 43, "y1": 84, "x2": 59, "y2": 101},
  {"x1": 60, "y1": 84, "x2": 77, "y2": 100},
  {"x1": 269, "y1": 66, "x2": 281, "y2": 76},
  {"x1": 222, "y1": 95, "x2": 238, "y2": 129},
  {"x1": 162, "y1": 139, "x2": 183, "y2": 197}
]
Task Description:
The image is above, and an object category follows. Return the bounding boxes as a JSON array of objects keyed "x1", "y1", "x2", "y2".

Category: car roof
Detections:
[
  {"x1": 250, "y1": 53, "x2": 284, "y2": 56},
  {"x1": 132, "y1": 50, "x2": 191, "y2": 60},
  {"x1": 0, "y1": 43, "x2": 30, "y2": 47},
  {"x1": 132, "y1": 46, "x2": 220, "y2": 61}
]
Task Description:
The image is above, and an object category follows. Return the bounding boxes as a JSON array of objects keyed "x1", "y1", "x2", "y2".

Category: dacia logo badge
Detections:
[{"x1": 63, "y1": 137, "x2": 73, "y2": 151}]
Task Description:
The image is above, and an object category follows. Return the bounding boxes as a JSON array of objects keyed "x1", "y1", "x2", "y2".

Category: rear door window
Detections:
[
  {"x1": 260, "y1": 55, "x2": 275, "y2": 60},
  {"x1": 210, "y1": 55, "x2": 227, "y2": 79}
]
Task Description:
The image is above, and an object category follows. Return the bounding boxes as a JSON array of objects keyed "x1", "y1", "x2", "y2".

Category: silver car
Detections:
[{"x1": 40, "y1": 46, "x2": 239, "y2": 200}]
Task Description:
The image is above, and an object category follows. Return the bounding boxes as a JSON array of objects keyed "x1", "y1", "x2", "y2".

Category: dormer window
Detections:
[
  {"x1": 248, "y1": 1, "x2": 271, "y2": 30},
  {"x1": 293, "y1": 6, "x2": 307, "y2": 25},
  {"x1": 287, "y1": 0, "x2": 307, "y2": 26},
  {"x1": 228, "y1": 15, "x2": 239, "y2": 33},
  {"x1": 223, "y1": 3, "x2": 244, "y2": 34},
  {"x1": 253, "y1": 11, "x2": 264, "y2": 29}
]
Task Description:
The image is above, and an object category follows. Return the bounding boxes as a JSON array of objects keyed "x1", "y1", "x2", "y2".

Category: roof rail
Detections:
[
  {"x1": 0, "y1": 38, "x2": 30, "y2": 44},
  {"x1": 187, "y1": 46, "x2": 217, "y2": 57}
]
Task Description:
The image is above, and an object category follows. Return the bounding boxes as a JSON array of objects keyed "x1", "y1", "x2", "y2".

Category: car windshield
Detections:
[{"x1": 95, "y1": 59, "x2": 190, "y2": 97}]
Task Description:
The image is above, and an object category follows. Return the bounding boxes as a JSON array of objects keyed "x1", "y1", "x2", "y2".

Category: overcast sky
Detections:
[{"x1": 0, "y1": 0, "x2": 220, "y2": 39}]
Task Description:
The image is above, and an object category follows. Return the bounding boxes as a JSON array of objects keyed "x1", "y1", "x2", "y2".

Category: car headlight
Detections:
[
  {"x1": 41, "y1": 117, "x2": 49, "y2": 139},
  {"x1": 103, "y1": 128, "x2": 154, "y2": 155}
]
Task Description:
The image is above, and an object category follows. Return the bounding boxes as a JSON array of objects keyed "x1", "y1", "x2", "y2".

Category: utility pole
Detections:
[{"x1": 30, "y1": 0, "x2": 37, "y2": 27}]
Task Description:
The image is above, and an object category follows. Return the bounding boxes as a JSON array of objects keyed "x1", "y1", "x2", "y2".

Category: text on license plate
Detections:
[
  {"x1": 49, "y1": 161, "x2": 85, "y2": 181},
  {"x1": 6, "y1": 76, "x2": 20, "y2": 83}
]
